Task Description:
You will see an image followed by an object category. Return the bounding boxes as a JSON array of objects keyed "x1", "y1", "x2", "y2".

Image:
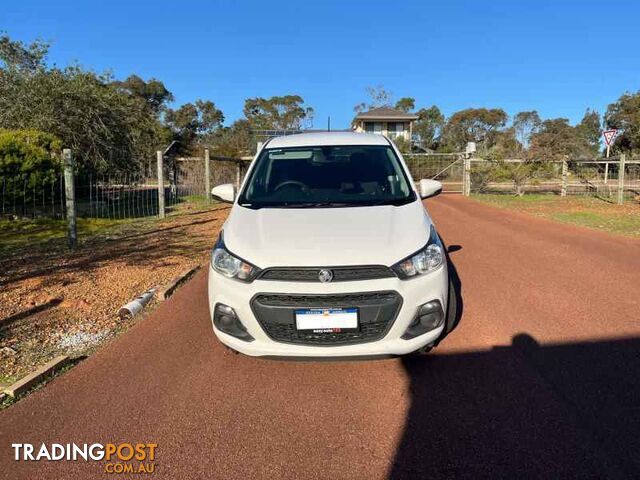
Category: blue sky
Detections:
[{"x1": 4, "y1": 0, "x2": 640, "y2": 129}]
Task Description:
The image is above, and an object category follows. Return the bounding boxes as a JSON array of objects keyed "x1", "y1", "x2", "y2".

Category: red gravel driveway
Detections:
[{"x1": 1, "y1": 195, "x2": 639, "y2": 479}]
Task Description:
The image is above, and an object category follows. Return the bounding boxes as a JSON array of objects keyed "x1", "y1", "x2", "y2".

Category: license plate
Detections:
[{"x1": 295, "y1": 307, "x2": 358, "y2": 332}]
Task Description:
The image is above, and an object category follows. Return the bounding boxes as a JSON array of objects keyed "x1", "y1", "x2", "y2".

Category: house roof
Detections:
[{"x1": 354, "y1": 107, "x2": 419, "y2": 121}]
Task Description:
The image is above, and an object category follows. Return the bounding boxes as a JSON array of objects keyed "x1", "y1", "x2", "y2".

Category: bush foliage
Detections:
[{"x1": 0, "y1": 128, "x2": 62, "y2": 177}]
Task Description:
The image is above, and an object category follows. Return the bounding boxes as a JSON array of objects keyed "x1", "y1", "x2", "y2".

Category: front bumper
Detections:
[{"x1": 207, "y1": 264, "x2": 448, "y2": 358}]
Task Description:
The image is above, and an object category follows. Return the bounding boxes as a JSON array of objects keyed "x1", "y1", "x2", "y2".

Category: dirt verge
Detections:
[{"x1": 0, "y1": 205, "x2": 230, "y2": 382}]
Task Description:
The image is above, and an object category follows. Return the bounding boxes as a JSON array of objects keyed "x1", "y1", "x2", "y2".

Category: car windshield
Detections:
[{"x1": 238, "y1": 145, "x2": 415, "y2": 208}]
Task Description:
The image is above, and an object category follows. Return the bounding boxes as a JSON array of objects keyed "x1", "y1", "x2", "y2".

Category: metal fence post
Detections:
[
  {"x1": 561, "y1": 160, "x2": 568, "y2": 197},
  {"x1": 204, "y1": 148, "x2": 211, "y2": 202},
  {"x1": 463, "y1": 155, "x2": 471, "y2": 196},
  {"x1": 156, "y1": 150, "x2": 165, "y2": 218},
  {"x1": 63, "y1": 149, "x2": 77, "y2": 249},
  {"x1": 617, "y1": 153, "x2": 626, "y2": 205},
  {"x1": 235, "y1": 162, "x2": 241, "y2": 192}
]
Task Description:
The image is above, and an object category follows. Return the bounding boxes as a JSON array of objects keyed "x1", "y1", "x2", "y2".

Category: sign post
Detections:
[{"x1": 603, "y1": 129, "x2": 617, "y2": 158}]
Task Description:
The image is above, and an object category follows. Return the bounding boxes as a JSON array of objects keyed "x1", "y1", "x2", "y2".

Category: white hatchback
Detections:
[{"x1": 208, "y1": 132, "x2": 457, "y2": 358}]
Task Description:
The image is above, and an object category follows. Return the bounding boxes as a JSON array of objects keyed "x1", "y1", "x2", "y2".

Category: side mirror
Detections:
[
  {"x1": 211, "y1": 184, "x2": 235, "y2": 203},
  {"x1": 419, "y1": 179, "x2": 442, "y2": 199}
]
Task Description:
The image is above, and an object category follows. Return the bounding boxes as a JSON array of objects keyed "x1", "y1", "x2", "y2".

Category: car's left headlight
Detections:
[
  {"x1": 391, "y1": 225, "x2": 444, "y2": 279},
  {"x1": 211, "y1": 233, "x2": 261, "y2": 282}
]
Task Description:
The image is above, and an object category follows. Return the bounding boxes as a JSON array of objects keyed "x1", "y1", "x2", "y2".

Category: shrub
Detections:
[
  {"x1": 0, "y1": 129, "x2": 62, "y2": 205},
  {"x1": 470, "y1": 162, "x2": 496, "y2": 193},
  {"x1": 0, "y1": 129, "x2": 62, "y2": 178},
  {"x1": 471, "y1": 160, "x2": 556, "y2": 196}
]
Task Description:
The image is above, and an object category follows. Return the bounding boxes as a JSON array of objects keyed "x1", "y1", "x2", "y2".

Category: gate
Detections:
[{"x1": 403, "y1": 153, "x2": 464, "y2": 193}]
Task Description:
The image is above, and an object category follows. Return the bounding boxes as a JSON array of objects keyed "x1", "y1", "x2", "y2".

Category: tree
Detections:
[
  {"x1": 486, "y1": 128, "x2": 521, "y2": 160},
  {"x1": 209, "y1": 119, "x2": 255, "y2": 158},
  {"x1": 395, "y1": 97, "x2": 415, "y2": 112},
  {"x1": 0, "y1": 34, "x2": 172, "y2": 173},
  {"x1": 512, "y1": 111, "x2": 541, "y2": 150},
  {"x1": 413, "y1": 106, "x2": 444, "y2": 151},
  {"x1": 605, "y1": 91, "x2": 640, "y2": 153},
  {"x1": 112, "y1": 75, "x2": 173, "y2": 116},
  {"x1": 243, "y1": 95, "x2": 313, "y2": 130},
  {"x1": 528, "y1": 118, "x2": 583, "y2": 161},
  {"x1": 0, "y1": 33, "x2": 48, "y2": 72},
  {"x1": 441, "y1": 108, "x2": 508, "y2": 151},
  {"x1": 575, "y1": 109, "x2": 601, "y2": 158},
  {"x1": 165, "y1": 100, "x2": 224, "y2": 151},
  {"x1": 353, "y1": 85, "x2": 394, "y2": 113}
]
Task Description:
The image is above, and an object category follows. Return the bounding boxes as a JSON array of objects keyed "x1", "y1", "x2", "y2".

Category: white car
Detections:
[{"x1": 207, "y1": 132, "x2": 457, "y2": 358}]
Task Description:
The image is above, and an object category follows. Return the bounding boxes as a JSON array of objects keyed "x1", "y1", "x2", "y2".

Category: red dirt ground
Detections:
[{"x1": 1, "y1": 195, "x2": 639, "y2": 479}]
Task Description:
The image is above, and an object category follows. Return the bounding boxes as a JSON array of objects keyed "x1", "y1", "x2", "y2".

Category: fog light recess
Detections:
[
  {"x1": 213, "y1": 303, "x2": 254, "y2": 342},
  {"x1": 401, "y1": 300, "x2": 444, "y2": 340}
]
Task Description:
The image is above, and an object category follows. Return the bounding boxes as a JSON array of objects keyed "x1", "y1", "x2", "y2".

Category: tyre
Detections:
[{"x1": 443, "y1": 273, "x2": 459, "y2": 335}]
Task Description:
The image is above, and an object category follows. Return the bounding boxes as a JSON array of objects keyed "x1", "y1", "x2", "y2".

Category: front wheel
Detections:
[{"x1": 443, "y1": 273, "x2": 460, "y2": 335}]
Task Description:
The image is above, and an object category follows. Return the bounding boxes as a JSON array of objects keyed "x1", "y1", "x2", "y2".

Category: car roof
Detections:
[{"x1": 266, "y1": 132, "x2": 390, "y2": 149}]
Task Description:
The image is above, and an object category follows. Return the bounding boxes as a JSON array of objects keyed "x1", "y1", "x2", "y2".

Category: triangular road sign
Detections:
[{"x1": 603, "y1": 129, "x2": 617, "y2": 146}]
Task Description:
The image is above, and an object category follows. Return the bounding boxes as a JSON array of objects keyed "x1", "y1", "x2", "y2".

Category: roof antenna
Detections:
[{"x1": 327, "y1": 116, "x2": 331, "y2": 132}]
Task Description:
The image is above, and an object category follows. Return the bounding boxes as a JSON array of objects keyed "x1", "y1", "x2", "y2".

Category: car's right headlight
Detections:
[
  {"x1": 211, "y1": 233, "x2": 261, "y2": 282},
  {"x1": 391, "y1": 225, "x2": 444, "y2": 279}
]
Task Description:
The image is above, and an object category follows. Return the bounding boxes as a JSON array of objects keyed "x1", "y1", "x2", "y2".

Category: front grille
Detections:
[
  {"x1": 251, "y1": 291, "x2": 402, "y2": 346},
  {"x1": 258, "y1": 265, "x2": 396, "y2": 282}
]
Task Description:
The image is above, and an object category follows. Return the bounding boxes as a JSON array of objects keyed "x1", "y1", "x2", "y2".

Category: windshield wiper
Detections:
[
  {"x1": 278, "y1": 201, "x2": 354, "y2": 208},
  {"x1": 361, "y1": 198, "x2": 413, "y2": 207}
]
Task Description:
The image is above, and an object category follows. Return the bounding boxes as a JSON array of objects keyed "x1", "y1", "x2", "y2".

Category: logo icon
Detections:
[{"x1": 318, "y1": 269, "x2": 333, "y2": 283}]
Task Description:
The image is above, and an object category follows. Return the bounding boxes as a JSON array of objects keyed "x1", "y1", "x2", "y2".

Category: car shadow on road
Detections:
[{"x1": 390, "y1": 333, "x2": 640, "y2": 479}]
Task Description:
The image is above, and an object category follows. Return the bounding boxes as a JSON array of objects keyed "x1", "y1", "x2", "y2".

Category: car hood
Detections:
[{"x1": 222, "y1": 200, "x2": 433, "y2": 268}]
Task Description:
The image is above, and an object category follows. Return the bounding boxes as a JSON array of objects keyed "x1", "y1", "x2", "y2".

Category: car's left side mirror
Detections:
[
  {"x1": 211, "y1": 184, "x2": 235, "y2": 203},
  {"x1": 418, "y1": 179, "x2": 443, "y2": 199}
]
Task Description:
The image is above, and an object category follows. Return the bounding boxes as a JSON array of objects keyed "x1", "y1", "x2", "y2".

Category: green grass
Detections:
[
  {"x1": 0, "y1": 361, "x2": 79, "y2": 411},
  {"x1": 471, "y1": 194, "x2": 640, "y2": 237},
  {"x1": 473, "y1": 193, "x2": 563, "y2": 206},
  {"x1": 0, "y1": 374, "x2": 18, "y2": 386},
  {"x1": 551, "y1": 211, "x2": 640, "y2": 236},
  {"x1": 0, "y1": 217, "x2": 137, "y2": 254},
  {"x1": 178, "y1": 194, "x2": 209, "y2": 204},
  {"x1": 0, "y1": 199, "x2": 222, "y2": 256}
]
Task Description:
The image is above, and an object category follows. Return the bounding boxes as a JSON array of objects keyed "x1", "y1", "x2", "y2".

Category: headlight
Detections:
[
  {"x1": 211, "y1": 233, "x2": 260, "y2": 282},
  {"x1": 392, "y1": 226, "x2": 444, "y2": 279}
]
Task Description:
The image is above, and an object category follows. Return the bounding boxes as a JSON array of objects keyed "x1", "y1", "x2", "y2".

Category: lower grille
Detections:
[{"x1": 251, "y1": 291, "x2": 402, "y2": 346}]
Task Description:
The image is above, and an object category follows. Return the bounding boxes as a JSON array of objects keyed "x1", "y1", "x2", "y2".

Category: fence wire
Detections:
[
  {"x1": 0, "y1": 155, "x2": 243, "y2": 222},
  {"x1": 3, "y1": 154, "x2": 638, "y2": 223},
  {"x1": 403, "y1": 153, "x2": 463, "y2": 192},
  {"x1": 0, "y1": 174, "x2": 66, "y2": 220},
  {"x1": 466, "y1": 158, "x2": 640, "y2": 200}
]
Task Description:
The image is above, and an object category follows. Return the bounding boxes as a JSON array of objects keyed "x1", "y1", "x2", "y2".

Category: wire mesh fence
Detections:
[
  {"x1": 403, "y1": 153, "x2": 464, "y2": 193},
  {"x1": 72, "y1": 173, "x2": 162, "y2": 219},
  {"x1": 568, "y1": 159, "x2": 640, "y2": 199},
  {"x1": 462, "y1": 157, "x2": 640, "y2": 201},
  {"x1": 0, "y1": 153, "x2": 249, "y2": 223},
  {"x1": 0, "y1": 173, "x2": 66, "y2": 220},
  {"x1": 3, "y1": 151, "x2": 638, "y2": 224}
]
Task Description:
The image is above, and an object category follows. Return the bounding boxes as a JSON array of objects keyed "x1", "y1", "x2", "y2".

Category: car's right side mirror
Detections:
[
  {"x1": 211, "y1": 184, "x2": 235, "y2": 203},
  {"x1": 418, "y1": 179, "x2": 443, "y2": 199}
]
